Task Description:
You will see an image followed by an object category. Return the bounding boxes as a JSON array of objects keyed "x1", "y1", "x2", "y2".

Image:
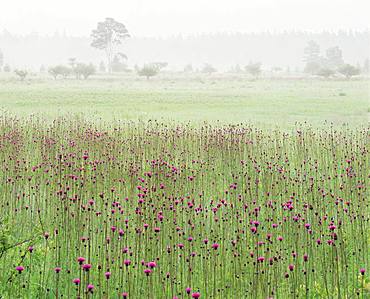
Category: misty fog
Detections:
[
  {"x1": 1, "y1": 0, "x2": 369, "y2": 71},
  {"x1": 1, "y1": 30, "x2": 369, "y2": 71}
]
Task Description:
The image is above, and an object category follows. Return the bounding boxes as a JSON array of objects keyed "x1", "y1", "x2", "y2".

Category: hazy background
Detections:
[
  {"x1": 2, "y1": 0, "x2": 370, "y2": 36},
  {"x1": 1, "y1": 0, "x2": 369, "y2": 70}
]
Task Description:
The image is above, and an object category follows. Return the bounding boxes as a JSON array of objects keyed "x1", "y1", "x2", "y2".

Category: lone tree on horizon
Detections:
[{"x1": 91, "y1": 18, "x2": 130, "y2": 73}]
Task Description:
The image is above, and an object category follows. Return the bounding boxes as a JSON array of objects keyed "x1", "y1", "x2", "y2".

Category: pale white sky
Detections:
[{"x1": 1, "y1": 0, "x2": 369, "y2": 37}]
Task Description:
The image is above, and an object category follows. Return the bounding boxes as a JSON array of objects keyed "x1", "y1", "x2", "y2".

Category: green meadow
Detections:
[{"x1": 0, "y1": 75, "x2": 368, "y2": 127}]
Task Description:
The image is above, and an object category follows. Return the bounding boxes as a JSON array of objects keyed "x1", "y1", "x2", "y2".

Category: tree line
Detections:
[
  {"x1": 303, "y1": 41, "x2": 368, "y2": 79},
  {"x1": 0, "y1": 18, "x2": 369, "y2": 81}
]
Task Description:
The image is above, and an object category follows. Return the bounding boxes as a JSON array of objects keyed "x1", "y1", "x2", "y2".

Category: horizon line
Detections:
[{"x1": 1, "y1": 28, "x2": 369, "y2": 39}]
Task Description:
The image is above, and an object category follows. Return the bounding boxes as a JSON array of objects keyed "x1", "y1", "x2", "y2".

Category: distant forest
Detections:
[{"x1": 0, "y1": 30, "x2": 369, "y2": 71}]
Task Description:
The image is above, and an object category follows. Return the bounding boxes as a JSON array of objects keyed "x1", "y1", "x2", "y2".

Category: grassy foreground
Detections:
[{"x1": 0, "y1": 117, "x2": 368, "y2": 298}]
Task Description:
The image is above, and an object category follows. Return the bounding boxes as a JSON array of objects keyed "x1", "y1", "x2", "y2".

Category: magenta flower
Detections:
[
  {"x1": 329, "y1": 224, "x2": 337, "y2": 231},
  {"x1": 192, "y1": 292, "x2": 201, "y2": 298},
  {"x1": 144, "y1": 268, "x2": 152, "y2": 276},
  {"x1": 186, "y1": 287, "x2": 192, "y2": 294},
  {"x1": 257, "y1": 256, "x2": 265, "y2": 263},
  {"x1": 148, "y1": 261, "x2": 157, "y2": 268},
  {"x1": 77, "y1": 256, "x2": 86, "y2": 264},
  {"x1": 87, "y1": 284, "x2": 94, "y2": 292},
  {"x1": 212, "y1": 243, "x2": 219, "y2": 250},
  {"x1": 16, "y1": 266, "x2": 25, "y2": 273},
  {"x1": 360, "y1": 268, "x2": 366, "y2": 275},
  {"x1": 54, "y1": 267, "x2": 62, "y2": 273},
  {"x1": 122, "y1": 292, "x2": 128, "y2": 298},
  {"x1": 73, "y1": 278, "x2": 80, "y2": 285},
  {"x1": 253, "y1": 220, "x2": 260, "y2": 227},
  {"x1": 124, "y1": 259, "x2": 131, "y2": 266},
  {"x1": 105, "y1": 271, "x2": 111, "y2": 279},
  {"x1": 82, "y1": 263, "x2": 92, "y2": 271}
]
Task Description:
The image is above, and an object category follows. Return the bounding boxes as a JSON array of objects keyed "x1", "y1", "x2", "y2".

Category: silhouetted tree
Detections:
[
  {"x1": 184, "y1": 64, "x2": 193, "y2": 73},
  {"x1": 74, "y1": 63, "x2": 96, "y2": 79},
  {"x1": 48, "y1": 65, "x2": 71, "y2": 79},
  {"x1": 338, "y1": 64, "x2": 360, "y2": 79},
  {"x1": 304, "y1": 61, "x2": 322, "y2": 75},
  {"x1": 304, "y1": 40, "x2": 321, "y2": 74},
  {"x1": 137, "y1": 63, "x2": 167, "y2": 79},
  {"x1": 48, "y1": 67, "x2": 59, "y2": 80},
  {"x1": 245, "y1": 62, "x2": 262, "y2": 78},
  {"x1": 325, "y1": 46, "x2": 344, "y2": 69},
  {"x1": 14, "y1": 69, "x2": 28, "y2": 81},
  {"x1": 201, "y1": 63, "x2": 217, "y2": 74},
  {"x1": 111, "y1": 52, "x2": 128, "y2": 72},
  {"x1": 91, "y1": 18, "x2": 130, "y2": 73},
  {"x1": 137, "y1": 65, "x2": 158, "y2": 79}
]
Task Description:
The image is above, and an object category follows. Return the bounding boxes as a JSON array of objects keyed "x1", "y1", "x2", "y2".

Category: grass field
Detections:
[
  {"x1": 0, "y1": 75, "x2": 368, "y2": 127},
  {"x1": 0, "y1": 75, "x2": 369, "y2": 298},
  {"x1": 0, "y1": 118, "x2": 368, "y2": 298}
]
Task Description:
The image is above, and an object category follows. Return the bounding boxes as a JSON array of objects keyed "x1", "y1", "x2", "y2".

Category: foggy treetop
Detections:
[{"x1": 0, "y1": 30, "x2": 369, "y2": 70}]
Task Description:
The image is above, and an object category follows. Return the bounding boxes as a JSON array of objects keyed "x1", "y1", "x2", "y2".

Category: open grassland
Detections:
[
  {"x1": 0, "y1": 75, "x2": 368, "y2": 127},
  {"x1": 0, "y1": 75, "x2": 369, "y2": 298},
  {"x1": 0, "y1": 117, "x2": 368, "y2": 298}
]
